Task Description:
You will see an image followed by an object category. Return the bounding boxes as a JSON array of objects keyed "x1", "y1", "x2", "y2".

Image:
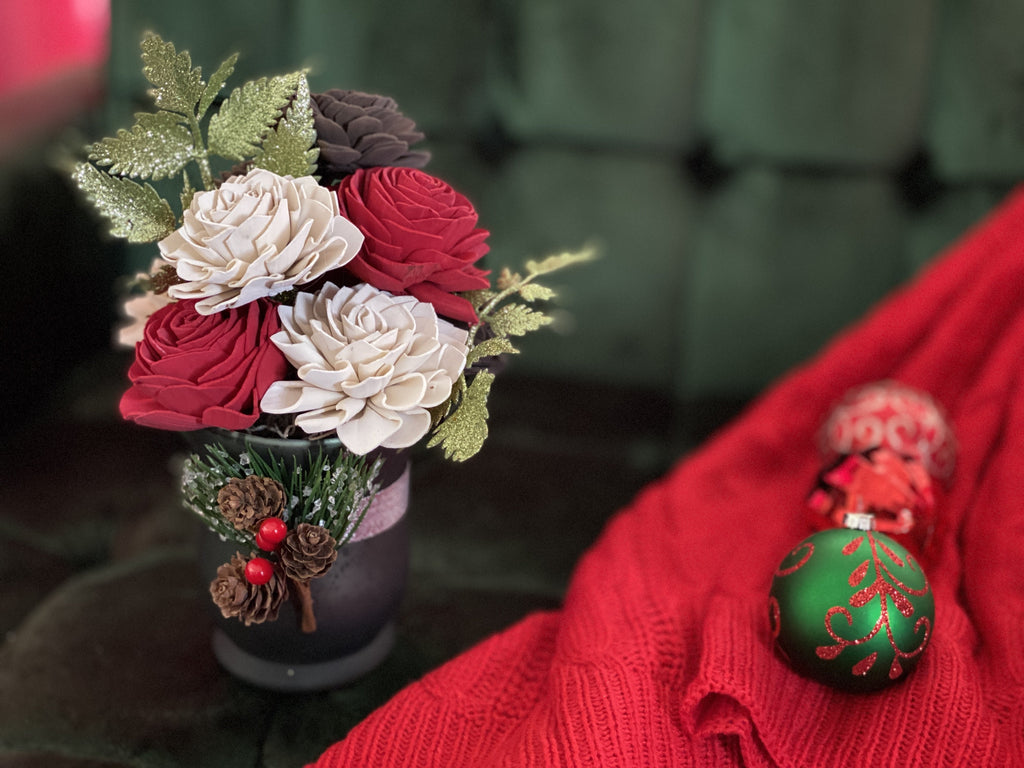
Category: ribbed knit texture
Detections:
[{"x1": 311, "y1": 189, "x2": 1024, "y2": 767}]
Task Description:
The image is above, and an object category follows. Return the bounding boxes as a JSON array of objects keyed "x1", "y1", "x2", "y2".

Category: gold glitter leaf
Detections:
[
  {"x1": 487, "y1": 303, "x2": 552, "y2": 337},
  {"x1": 525, "y1": 247, "x2": 597, "y2": 277},
  {"x1": 88, "y1": 111, "x2": 193, "y2": 180},
  {"x1": 208, "y1": 71, "x2": 301, "y2": 162},
  {"x1": 72, "y1": 162, "x2": 177, "y2": 243},
  {"x1": 252, "y1": 73, "x2": 318, "y2": 177},
  {"x1": 496, "y1": 267, "x2": 521, "y2": 290},
  {"x1": 466, "y1": 336, "x2": 518, "y2": 367},
  {"x1": 198, "y1": 52, "x2": 238, "y2": 118},
  {"x1": 517, "y1": 282, "x2": 556, "y2": 302},
  {"x1": 140, "y1": 33, "x2": 205, "y2": 115},
  {"x1": 463, "y1": 289, "x2": 498, "y2": 312},
  {"x1": 427, "y1": 371, "x2": 494, "y2": 461}
]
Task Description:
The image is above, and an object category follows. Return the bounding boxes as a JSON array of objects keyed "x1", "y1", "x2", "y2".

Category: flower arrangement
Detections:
[{"x1": 72, "y1": 34, "x2": 590, "y2": 630}]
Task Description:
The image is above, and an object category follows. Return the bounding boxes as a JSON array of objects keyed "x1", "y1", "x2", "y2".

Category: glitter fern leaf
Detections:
[
  {"x1": 197, "y1": 52, "x2": 238, "y2": 118},
  {"x1": 208, "y1": 71, "x2": 302, "y2": 161},
  {"x1": 525, "y1": 248, "x2": 596, "y2": 276},
  {"x1": 71, "y1": 162, "x2": 177, "y2": 243},
  {"x1": 88, "y1": 111, "x2": 193, "y2": 180},
  {"x1": 487, "y1": 303, "x2": 552, "y2": 337},
  {"x1": 251, "y1": 73, "x2": 319, "y2": 177},
  {"x1": 466, "y1": 336, "x2": 518, "y2": 367},
  {"x1": 140, "y1": 33, "x2": 206, "y2": 115},
  {"x1": 517, "y1": 283, "x2": 557, "y2": 302},
  {"x1": 427, "y1": 371, "x2": 494, "y2": 462}
]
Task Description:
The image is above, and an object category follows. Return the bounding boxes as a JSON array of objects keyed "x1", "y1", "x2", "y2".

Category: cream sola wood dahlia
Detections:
[
  {"x1": 159, "y1": 168, "x2": 364, "y2": 314},
  {"x1": 260, "y1": 282, "x2": 469, "y2": 455}
]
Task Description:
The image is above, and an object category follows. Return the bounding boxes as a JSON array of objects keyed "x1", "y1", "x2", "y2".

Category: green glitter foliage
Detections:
[
  {"x1": 70, "y1": 163, "x2": 178, "y2": 243},
  {"x1": 427, "y1": 247, "x2": 597, "y2": 462},
  {"x1": 180, "y1": 441, "x2": 383, "y2": 550},
  {"x1": 73, "y1": 32, "x2": 316, "y2": 242}
]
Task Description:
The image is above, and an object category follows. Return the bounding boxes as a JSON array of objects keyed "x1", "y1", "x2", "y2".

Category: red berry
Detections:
[
  {"x1": 257, "y1": 517, "x2": 288, "y2": 550},
  {"x1": 244, "y1": 557, "x2": 274, "y2": 585}
]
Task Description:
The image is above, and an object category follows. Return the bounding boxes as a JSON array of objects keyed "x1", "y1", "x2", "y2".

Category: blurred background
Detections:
[
  {"x1": 2, "y1": 0, "x2": 1023, "y2": 430},
  {"x1": 3, "y1": 4, "x2": 1024, "y2": 763}
]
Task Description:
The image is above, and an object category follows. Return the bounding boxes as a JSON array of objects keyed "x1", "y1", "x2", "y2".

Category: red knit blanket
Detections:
[{"x1": 312, "y1": 189, "x2": 1024, "y2": 767}]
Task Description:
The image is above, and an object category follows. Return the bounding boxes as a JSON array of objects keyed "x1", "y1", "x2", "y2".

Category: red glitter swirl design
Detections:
[
  {"x1": 814, "y1": 533, "x2": 931, "y2": 680},
  {"x1": 821, "y1": 381, "x2": 955, "y2": 483},
  {"x1": 775, "y1": 541, "x2": 814, "y2": 577}
]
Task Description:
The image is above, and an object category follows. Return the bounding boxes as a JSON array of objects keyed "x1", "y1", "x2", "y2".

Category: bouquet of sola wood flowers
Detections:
[{"x1": 71, "y1": 33, "x2": 591, "y2": 630}]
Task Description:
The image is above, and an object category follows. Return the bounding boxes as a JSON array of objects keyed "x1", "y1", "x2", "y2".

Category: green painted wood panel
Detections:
[
  {"x1": 488, "y1": 0, "x2": 703, "y2": 149},
  {"x1": 480, "y1": 148, "x2": 695, "y2": 389},
  {"x1": 679, "y1": 168, "x2": 907, "y2": 398},
  {"x1": 925, "y1": 0, "x2": 1024, "y2": 180},
  {"x1": 699, "y1": 0, "x2": 935, "y2": 169}
]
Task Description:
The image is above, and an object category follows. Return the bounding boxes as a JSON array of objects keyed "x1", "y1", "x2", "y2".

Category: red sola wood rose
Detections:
[
  {"x1": 119, "y1": 298, "x2": 289, "y2": 430},
  {"x1": 334, "y1": 166, "x2": 490, "y2": 325}
]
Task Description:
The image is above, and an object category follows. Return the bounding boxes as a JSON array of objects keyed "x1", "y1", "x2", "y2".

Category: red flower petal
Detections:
[
  {"x1": 121, "y1": 299, "x2": 288, "y2": 430},
  {"x1": 336, "y1": 166, "x2": 490, "y2": 322}
]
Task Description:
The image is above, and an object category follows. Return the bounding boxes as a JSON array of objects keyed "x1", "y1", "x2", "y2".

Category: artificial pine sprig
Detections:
[
  {"x1": 71, "y1": 32, "x2": 316, "y2": 243},
  {"x1": 427, "y1": 247, "x2": 597, "y2": 461},
  {"x1": 181, "y1": 442, "x2": 383, "y2": 549}
]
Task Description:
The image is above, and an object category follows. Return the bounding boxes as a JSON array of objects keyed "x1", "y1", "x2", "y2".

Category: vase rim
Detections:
[
  {"x1": 191, "y1": 428, "x2": 408, "y2": 487},
  {"x1": 199, "y1": 427, "x2": 343, "y2": 451}
]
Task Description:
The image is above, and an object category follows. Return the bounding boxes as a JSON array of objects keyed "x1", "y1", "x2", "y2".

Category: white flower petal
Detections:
[
  {"x1": 295, "y1": 402, "x2": 362, "y2": 435},
  {"x1": 300, "y1": 365, "x2": 352, "y2": 393},
  {"x1": 337, "y1": 406, "x2": 403, "y2": 455},
  {"x1": 380, "y1": 408, "x2": 432, "y2": 449},
  {"x1": 419, "y1": 371, "x2": 457, "y2": 408},
  {"x1": 261, "y1": 380, "x2": 341, "y2": 413},
  {"x1": 263, "y1": 281, "x2": 470, "y2": 453},
  {"x1": 374, "y1": 374, "x2": 428, "y2": 410},
  {"x1": 157, "y1": 168, "x2": 362, "y2": 312},
  {"x1": 342, "y1": 370, "x2": 392, "y2": 400}
]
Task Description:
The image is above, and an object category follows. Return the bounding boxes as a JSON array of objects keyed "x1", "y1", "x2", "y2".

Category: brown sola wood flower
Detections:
[
  {"x1": 209, "y1": 553, "x2": 289, "y2": 626},
  {"x1": 311, "y1": 90, "x2": 430, "y2": 185},
  {"x1": 217, "y1": 475, "x2": 286, "y2": 530},
  {"x1": 280, "y1": 524, "x2": 339, "y2": 633}
]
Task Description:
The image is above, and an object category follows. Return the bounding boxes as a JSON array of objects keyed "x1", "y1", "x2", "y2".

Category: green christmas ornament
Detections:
[{"x1": 768, "y1": 523, "x2": 934, "y2": 692}]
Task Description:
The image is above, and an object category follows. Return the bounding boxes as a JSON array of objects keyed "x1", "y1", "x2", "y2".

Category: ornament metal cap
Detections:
[{"x1": 842, "y1": 511, "x2": 876, "y2": 531}]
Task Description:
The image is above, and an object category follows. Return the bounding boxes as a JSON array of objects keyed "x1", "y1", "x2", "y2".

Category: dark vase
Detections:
[{"x1": 186, "y1": 429, "x2": 410, "y2": 692}]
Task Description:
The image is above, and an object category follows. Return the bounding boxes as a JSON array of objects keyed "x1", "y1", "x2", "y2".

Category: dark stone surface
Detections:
[{"x1": 0, "y1": 355, "x2": 735, "y2": 768}]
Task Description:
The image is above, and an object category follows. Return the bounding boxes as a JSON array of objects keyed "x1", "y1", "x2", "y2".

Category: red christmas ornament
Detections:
[
  {"x1": 820, "y1": 380, "x2": 956, "y2": 484},
  {"x1": 244, "y1": 557, "x2": 275, "y2": 585},
  {"x1": 807, "y1": 446, "x2": 935, "y2": 555},
  {"x1": 255, "y1": 517, "x2": 289, "y2": 551}
]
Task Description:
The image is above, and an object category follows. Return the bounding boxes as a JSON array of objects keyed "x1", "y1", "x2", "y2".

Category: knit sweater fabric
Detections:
[{"x1": 311, "y1": 189, "x2": 1024, "y2": 767}]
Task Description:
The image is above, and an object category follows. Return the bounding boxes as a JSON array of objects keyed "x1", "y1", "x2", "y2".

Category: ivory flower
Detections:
[
  {"x1": 115, "y1": 291, "x2": 174, "y2": 348},
  {"x1": 114, "y1": 259, "x2": 174, "y2": 348},
  {"x1": 260, "y1": 282, "x2": 469, "y2": 455},
  {"x1": 159, "y1": 168, "x2": 364, "y2": 315}
]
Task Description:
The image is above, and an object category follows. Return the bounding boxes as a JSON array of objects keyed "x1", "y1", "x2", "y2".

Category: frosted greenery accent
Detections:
[{"x1": 181, "y1": 441, "x2": 383, "y2": 549}]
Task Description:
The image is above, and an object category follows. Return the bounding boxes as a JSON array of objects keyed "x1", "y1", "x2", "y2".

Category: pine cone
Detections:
[
  {"x1": 217, "y1": 475, "x2": 287, "y2": 530},
  {"x1": 208, "y1": 553, "x2": 289, "y2": 626},
  {"x1": 311, "y1": 90, "x2": 430, "y2": 185},
  {"x1": 280, "y1": 524, "x2": 338, "y2": 580}
]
